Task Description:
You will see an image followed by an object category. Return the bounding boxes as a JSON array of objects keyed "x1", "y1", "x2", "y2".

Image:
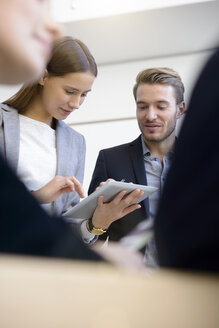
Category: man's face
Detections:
[
  {"x1": 136, "y1": 83, "x2": 185, "y2": 144},
  {"x1": 0, "y1": 0, "x2": 61, "y2": 84}
]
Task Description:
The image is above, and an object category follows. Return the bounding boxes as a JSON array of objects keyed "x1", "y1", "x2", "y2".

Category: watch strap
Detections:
[{"x1": 86, "y1": 218, "x2": 107, "y2": 235}]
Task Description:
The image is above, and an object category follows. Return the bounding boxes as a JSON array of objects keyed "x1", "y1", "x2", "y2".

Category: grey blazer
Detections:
[{"x1": 0, "y1": 104, "x2": 86, "y2": 216}]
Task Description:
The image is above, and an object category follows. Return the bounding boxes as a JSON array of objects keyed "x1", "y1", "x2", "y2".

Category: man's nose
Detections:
[{"x1": 146, "y1": 107, "x2": 157, "y2": 121}]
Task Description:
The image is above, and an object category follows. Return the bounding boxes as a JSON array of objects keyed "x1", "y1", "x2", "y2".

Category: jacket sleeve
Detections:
[{"x1": 63, "y1": 133, "x2": 86, "y2": 213}]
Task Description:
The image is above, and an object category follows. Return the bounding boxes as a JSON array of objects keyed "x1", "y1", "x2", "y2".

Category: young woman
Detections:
[{"x1": 0, "y1": 36, "x2": 143, "y2": 242}]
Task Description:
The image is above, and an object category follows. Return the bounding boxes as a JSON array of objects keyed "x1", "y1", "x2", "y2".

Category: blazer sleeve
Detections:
[
  {"x1": 55, "y1": 123, "x2": 86, "y2": 215},
  {"x1": 154, "y1": 48, "x2": 219, "y2": 271},
  {"x1": 0, "y1": 154, "x2": 102, "y2": 262},
  {"x1": 63, "y1": 133, "x2": 86, "y2": 213}
]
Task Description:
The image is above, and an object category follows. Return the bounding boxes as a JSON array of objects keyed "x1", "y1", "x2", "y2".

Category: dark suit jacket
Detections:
[
  {"x1": 0, "y1": 154, "x2": 101, "y2": 262},
  {"x1": 154, "y1": 48, "x2": 219, "y2": 271},
  {"x1": 88, "y1": 135, "x2": 150, "y2": 241}
]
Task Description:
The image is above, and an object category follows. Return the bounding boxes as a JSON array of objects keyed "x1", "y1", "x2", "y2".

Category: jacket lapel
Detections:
[
  {"x1": 1, "y1": 105, "x2": 20, "y2": 172},
  {"x1": 129, "y1": 135, "x2": 150, "y2": 217}
]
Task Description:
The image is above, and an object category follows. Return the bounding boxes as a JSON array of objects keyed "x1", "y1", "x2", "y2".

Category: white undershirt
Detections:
[{"x1": 17, "y1": 114, "x2": 57, "y2": 213}]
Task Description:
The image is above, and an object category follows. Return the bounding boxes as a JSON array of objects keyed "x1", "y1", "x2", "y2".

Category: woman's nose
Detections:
[{"x1": 68, "y1": 96, "x2": 81, "y2": 110}]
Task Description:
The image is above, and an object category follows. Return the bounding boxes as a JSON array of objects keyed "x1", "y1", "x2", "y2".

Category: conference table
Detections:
[{"x1": 0, "y1": 255, "x2": 218, "y2": 327}]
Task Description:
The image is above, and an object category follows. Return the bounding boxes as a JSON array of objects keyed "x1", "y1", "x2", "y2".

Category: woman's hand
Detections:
[
  {"x1": 91, "y1": 188, "x2": 144, "y2": 230},
  {"x1": 31, "y1": 176, "x2": 85, "y2": 204}
]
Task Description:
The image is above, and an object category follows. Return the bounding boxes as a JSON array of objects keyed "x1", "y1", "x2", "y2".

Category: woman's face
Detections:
[
  {"x1": 39, "y1": 71, "x2": 96, "y2": 123},
  {"x1": 0, "y1": 0, "x2": 61, "y2": 84}
]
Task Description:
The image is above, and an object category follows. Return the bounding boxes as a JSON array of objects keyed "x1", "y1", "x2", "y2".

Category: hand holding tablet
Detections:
[{"x1": 63, "y1": 181, "x2": 157, "y2": 220}]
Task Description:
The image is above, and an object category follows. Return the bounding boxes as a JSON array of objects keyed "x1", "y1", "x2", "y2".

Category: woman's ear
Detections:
[{"x1": 38, "y1": 69, "x2": 48, "y2": 86}]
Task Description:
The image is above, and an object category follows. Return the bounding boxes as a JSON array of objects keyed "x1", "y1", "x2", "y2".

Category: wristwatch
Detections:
[{"x1": 86, "y1": 218, "x2": 107, "y2": 235}]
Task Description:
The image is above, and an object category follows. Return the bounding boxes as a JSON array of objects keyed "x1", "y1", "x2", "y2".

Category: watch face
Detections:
[{"x1": 91, "y1": 228, "x2": 105, "y2": 235}]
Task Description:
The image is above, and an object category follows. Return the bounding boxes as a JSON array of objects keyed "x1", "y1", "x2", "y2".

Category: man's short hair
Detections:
[{"x1": 133, "y1": 67, "x2": 185, "y2": 104}]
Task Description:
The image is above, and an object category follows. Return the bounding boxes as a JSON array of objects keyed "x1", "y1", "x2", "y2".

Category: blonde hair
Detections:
[{"x1": 133, "y1": 67, "x2": 184, "y2": 104}]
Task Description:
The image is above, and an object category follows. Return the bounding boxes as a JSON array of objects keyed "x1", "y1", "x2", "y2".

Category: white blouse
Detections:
[{"x1": 17, "y1": 114, "x2": 57, "y2": 213}]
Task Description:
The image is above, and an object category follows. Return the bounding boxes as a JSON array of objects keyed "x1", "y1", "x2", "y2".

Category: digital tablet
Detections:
[{"x1": 63, "y1": 181, "x2": 157, "y2": 219}]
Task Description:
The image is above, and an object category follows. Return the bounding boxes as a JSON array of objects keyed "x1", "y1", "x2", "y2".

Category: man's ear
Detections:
[
  {"x1": 38, "y1": 69, "x2": 48, "y2": 86},
  {"x1": 176, "y1": 101, "x2": 185, "y2": 119}
]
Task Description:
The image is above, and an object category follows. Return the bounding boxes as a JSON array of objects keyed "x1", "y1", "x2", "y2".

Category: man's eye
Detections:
[
  {"x1": 65, "y1": 90, "x2": 74, "y2": 95},
  {"x1": 158, "y1": 106, "x2": 167, "y2": 110}
]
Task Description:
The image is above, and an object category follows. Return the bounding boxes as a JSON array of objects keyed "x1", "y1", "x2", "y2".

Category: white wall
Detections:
[
  {"x1": 0, "y1": 84, "x2": 21, "y2": 103},
  {"x1": 0, "y1": 49, "x2": 213, "y2": 194}
]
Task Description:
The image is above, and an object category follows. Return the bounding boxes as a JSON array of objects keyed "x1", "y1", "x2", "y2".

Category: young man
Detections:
[{"x1": 88, "y1": 68, "x2": 185, "y2": 251}]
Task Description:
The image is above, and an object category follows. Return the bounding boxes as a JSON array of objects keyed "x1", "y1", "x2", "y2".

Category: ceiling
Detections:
[
  {"x1": 51, "y1": 0, "x2": 215, "y2": 22},
  {"x1": 63, "y1": 0, "x2": 219, "y2": 66}
]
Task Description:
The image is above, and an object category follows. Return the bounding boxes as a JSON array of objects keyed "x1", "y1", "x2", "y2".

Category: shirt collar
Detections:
[
  {"x1": 141, "y1": 134, "x2": 150, "y2": 156},
  {"x1": 140, "y1": 134, "x2": 175, "y2": 158}
]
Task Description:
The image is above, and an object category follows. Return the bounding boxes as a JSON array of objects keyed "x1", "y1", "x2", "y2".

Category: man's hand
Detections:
[{"x1": 91, "y1": 188, "x2": 144, "y2": 230}]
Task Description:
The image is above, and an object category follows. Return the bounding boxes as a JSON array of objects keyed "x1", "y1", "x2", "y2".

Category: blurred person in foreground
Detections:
[{"x1": 155, "y1": 48, "x2": 219, "y2": 272}]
